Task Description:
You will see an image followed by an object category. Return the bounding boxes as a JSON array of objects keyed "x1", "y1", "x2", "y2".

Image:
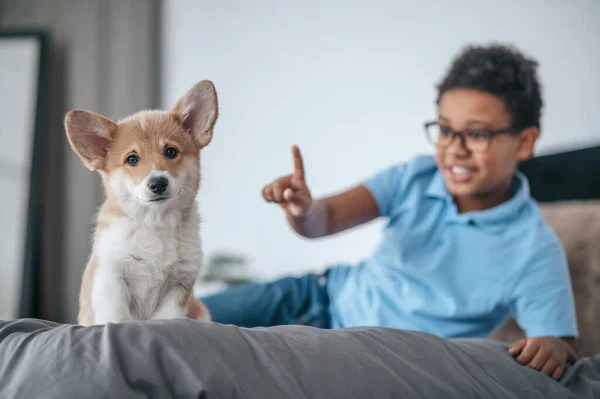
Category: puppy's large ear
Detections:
[
  {"x1": 64, "y1": 110, "x2": 117, "y2": 171},
  {"x1": 171, "y1": 80, "x2": 218, "y2": 149}
]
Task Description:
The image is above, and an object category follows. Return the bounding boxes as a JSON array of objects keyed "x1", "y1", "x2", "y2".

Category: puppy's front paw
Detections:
[
  {"x1": 151, "y1": 306, "x2": 186, "y2": 321},
  {"x1": 93, "y1": 313, "x2": 134, "y2": 325},
  {"x1": 186, "y1": 298, "x2": 211, "y2": 322}
]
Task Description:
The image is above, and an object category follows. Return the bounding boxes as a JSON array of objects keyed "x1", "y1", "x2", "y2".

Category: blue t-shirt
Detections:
[{"x1": 326, "y1": 154, "x2": 578, "y2": 339}]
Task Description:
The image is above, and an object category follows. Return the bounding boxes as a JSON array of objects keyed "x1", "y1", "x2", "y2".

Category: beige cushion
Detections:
[{"x1": 489, "y1": 200, "x2": 600, "y2": 357}]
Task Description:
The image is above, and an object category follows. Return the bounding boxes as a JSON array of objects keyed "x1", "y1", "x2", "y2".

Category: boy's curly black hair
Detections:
[{"x1": 436, "y1": 43, "x2": 543, "y2": 131}]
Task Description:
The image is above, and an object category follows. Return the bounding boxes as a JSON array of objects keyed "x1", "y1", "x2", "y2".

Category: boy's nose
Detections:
[
  {"x1": 447, "y1": 134, "x2": 470, "y2": 154},
  {"x1": 148, "y1": 176, "x2": 168, "y2": 194}
]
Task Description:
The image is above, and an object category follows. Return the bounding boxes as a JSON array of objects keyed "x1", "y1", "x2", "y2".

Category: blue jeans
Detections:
[{"x1": 200, "y1": 272, "x2": 331, "y2": 328}]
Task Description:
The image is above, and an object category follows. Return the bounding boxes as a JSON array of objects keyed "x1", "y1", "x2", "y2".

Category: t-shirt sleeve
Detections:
[
  {"x1": 509, "y1": 238, "x2": 579, "y2": 338},
  {"x1": 362, "y1": 162, "x2": 408, "y2": 217}
]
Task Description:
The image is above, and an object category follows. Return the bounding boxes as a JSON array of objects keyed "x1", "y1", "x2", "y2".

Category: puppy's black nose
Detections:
[{"x1": 148, "y1": 176, "x2": 168, "y2": 194}]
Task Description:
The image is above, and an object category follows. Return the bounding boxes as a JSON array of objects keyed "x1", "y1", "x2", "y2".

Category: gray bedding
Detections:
[{"x1": 0, "y1": 318, "x2": 598, "y2": 398}]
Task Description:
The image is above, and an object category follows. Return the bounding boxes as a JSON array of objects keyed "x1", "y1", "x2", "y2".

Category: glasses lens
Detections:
[
  {"x1": 464, "y1": 131, "x2": 490, "y2": 152},
  {"x1": 426, "y1": 123, "x2": 440, "y2": 146},
  {"x1": 426, "y1": 124, "x2": 491, "y2": 153},
  {"x1": 426, "y1": 124, "x2": 451, "y2": 147}
]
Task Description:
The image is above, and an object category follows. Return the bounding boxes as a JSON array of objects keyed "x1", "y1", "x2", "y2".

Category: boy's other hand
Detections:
[
  {"x1": 508, "y1": 336, "x2": 579, "y2": 380},
  {"x1": 262, "y1": 145, "x2": 313, "y2": 217}
]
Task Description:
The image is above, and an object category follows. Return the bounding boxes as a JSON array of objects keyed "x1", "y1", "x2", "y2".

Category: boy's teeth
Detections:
[{"x1": 451, "y1": 166, "x2": 470, "y2": 174}]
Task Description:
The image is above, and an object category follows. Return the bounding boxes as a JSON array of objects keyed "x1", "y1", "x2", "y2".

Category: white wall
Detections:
[{"x1": 162, "y1": 0, "x2": 600, "y2": 281}]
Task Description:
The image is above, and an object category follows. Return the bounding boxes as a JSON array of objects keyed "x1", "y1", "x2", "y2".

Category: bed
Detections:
[{"x1": 1, "y1": 318, "x2": 599, "y2": 398}]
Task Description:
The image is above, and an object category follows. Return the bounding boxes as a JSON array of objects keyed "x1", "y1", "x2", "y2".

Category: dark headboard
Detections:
[{"x1": 518, "y1": 145, "x2": 600, "y2": 203}]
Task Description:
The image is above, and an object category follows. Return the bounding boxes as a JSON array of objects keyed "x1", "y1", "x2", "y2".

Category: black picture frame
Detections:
[{"x1": 0, "y1": 28, "x2": 50, "y2": 319}]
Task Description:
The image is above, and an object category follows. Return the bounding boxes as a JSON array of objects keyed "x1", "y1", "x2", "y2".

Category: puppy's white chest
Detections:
[
  {"x1": 127, "y1": 227, "x2": 179, "y2": 268},
  {"x1": 99, "y1": 218, "x2": 199, "y2": 269},
  {"x1": 94, "y1": 216, "x2": 201, "y2": 320}
]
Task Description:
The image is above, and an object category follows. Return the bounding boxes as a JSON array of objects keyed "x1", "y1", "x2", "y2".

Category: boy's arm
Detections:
[
  {"x1": 262, "y1": 145, "x2": 383, "y2": 238},
  {"x1": 507, "y1": 239, "x2": 579, "y2": 380},
  {"x1": 562, "y1": 337, "x2": 578, "y2": 352},
  {"x1": 286, "y1": 186, "x2": 380, "y2": 238}
]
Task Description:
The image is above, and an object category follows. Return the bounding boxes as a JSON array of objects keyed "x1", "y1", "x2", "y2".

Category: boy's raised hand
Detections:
[{"x1": 262, "y1": 145, "x2": 313, "y2": 217}]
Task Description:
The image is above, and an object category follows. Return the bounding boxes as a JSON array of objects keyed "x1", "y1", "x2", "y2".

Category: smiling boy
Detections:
[{"x1": 202, "y1": 43, "x2": 579, "y2": 379}]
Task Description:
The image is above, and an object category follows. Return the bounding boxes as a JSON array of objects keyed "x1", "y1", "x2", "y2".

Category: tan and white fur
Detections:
[{"x1": 65, "y1": 80, "x2": 217, "y2": 326}]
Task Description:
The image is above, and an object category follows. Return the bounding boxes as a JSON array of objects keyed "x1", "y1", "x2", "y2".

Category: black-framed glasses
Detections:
[{"x1": 424, "y1": 121, "x2": 521, "y2": 153}]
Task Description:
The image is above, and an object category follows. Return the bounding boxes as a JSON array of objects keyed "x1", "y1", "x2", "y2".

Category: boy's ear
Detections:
[
  {"x1": 171, "y1": 80, "x2": 219, "y2": 149},
  {"x1": 516, "y1": 127, "x2": 539, "y2": 161},
  {"x1": 64, "y1": 110, "x2": 117, "y2": 171}
]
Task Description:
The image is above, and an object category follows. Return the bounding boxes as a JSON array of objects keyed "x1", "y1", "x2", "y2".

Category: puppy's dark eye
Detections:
[
  {"x1": 164, "y1": 147, "x2": 178, "y2": 159},
  {"x1": 126, "y1": 154, "x2": 139, "y2": 166}
]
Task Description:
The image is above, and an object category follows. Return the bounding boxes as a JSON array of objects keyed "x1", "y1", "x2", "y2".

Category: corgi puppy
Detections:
[{"x1": 65, "y1": 80, "x2": 218, "y2": 326}]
